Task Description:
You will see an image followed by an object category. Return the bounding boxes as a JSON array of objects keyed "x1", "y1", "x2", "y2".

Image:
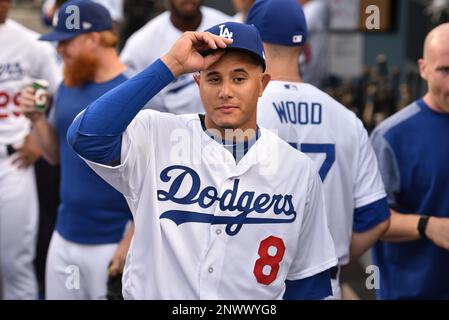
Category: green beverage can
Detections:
[{"x1": 32, "y1": 79, "x2": 49, "y2": 112}]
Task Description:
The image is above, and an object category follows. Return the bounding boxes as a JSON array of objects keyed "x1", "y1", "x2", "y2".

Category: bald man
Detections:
[{"x1": 370, "y1": 23, "x2": 449, "y2": 299}]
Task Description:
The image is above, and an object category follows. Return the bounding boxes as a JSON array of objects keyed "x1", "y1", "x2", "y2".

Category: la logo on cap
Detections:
[{"x1": 218, "y1": 24, "x2": 233, "y2": 40}]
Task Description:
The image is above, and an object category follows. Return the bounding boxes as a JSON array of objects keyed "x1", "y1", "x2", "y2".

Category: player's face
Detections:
[
  {"x1": 419, "y1": 44, "x2": 449, "y2": 113},
  {"x1": 170, "y1": 0, "x2": 201, "y2": 18},
  {"x1": 195, "y1": 51, "x2": 270, "y2": 137},
  {"x1": 0, "y1": 0, "x2": 12, "y2": 24},
  {"x1": 57, "y1": 33, "x2": 103, "y2": 65},
  {"x1": 57, "y1": 34, "x2": 100, "y2": 86},
  {"x1": 57, "y1": 34, "x2": 91, "y2": 64}
]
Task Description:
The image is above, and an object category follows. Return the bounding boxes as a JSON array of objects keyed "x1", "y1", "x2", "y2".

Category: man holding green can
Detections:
[{"x1": 32, "y1": 80, "x2": 50, "y2": 113}]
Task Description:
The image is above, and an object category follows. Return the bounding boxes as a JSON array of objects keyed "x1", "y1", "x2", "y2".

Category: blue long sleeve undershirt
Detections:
[{"x1": 67, "y1": 59, "x2": 175, "y2": 164}]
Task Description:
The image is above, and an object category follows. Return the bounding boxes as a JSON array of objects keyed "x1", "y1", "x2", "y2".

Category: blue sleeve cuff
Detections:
[
  {"x1": 283, "y1": 269, "x2": 332, "y2": 300},
  {"x1": 353, "y1": 197, "x2": 390, "y2": 232}
]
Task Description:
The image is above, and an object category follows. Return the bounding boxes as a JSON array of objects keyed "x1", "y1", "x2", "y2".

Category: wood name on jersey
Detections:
[{"x1": 272, "y1": 100, "x2": 322, "y2": 125}]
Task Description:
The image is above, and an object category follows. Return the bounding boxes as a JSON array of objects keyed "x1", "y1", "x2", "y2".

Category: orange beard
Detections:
[{"x1": 63, "y1": 51, "x2": 100, "y2": 87}]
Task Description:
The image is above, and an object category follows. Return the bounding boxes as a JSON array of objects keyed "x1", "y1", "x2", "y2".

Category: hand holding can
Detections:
[{"x1": 32, "y1": 79, "x2": 49, "y2": 112}]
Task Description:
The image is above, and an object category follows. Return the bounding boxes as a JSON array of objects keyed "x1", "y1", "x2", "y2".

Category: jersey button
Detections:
[
  {"x1": 216, "y1": 229, "x2": 222, "y2": 235},
  {"x1": 208, "y1": 267, "x2": 214, "y2": 274}
]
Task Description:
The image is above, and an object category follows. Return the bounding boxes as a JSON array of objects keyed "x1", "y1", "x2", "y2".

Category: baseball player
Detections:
[
  {"x1": 0, "y1": 0, "x2": 60, "y2": 299},
  {"x1": 247, "y1": 0, "x2": 390, "y2": 299},
  {"x1": 19, "y1": 0, "x2": 133, "y2": 299},
  {"x1": 120, "y1": 0, "x2": 231, "y2": 115},
  {"x1": 370, "y1": 23, "x2": 449, "y2": 299},
  {"x1": 67, "y1": 22, "x2": 338, "y2": 299}
]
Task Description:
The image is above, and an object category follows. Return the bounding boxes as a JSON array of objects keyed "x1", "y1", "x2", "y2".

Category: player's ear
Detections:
[
  {"x1": 418, "y1": 58, "x2": 428, "y2": 81},
  {"x1": 258, "y1": 73, "x2": 271, "y2": 97},
  {"x1": 193, "y1": 72, "x2": 201, "y2": 87}
]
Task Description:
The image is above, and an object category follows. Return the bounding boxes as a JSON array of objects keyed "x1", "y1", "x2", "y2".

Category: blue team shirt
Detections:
[
  {"x1": 54, "y1": 75, "x2": 132, "y2": 244},
  {"x1": 370, "y1": 99, "x2": 449, "y2": 299}
]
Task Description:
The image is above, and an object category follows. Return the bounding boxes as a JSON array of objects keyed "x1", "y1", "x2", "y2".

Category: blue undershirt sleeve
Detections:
[
  {"x1": 67, "y1": 59, "x2": 175, "y2": 164},
  {"x1": 370, "y1": 130, "x2": 401, "y2": 208},
  {"x1": 353, "y1": 197, "x2": 390, "y2": 232},
  {"x1": 283, "y1": 269, "x2": 333, "y2": 300}
]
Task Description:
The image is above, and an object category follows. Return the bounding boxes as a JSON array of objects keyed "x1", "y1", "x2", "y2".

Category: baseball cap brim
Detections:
[
  {"x1": 201, "y1": 47, "x2": 266, "y2": 71},
  {"x1": 39, "y1": 30, "x2": 80, "y2": 42}
]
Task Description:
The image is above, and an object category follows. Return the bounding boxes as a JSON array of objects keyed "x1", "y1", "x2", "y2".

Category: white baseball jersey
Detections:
[
  {"x1": 85, "y1": 110, "x2": 337, "y2": 299},
  {"x1": 0, "y1": 19, "x2": 60, "y2": 145},
  {"x1": 120, "y1": 7, "x2": 231, "y2": 115},
  {"x1": 258, "y1": 81, "x2": 387, "y2": 265}
]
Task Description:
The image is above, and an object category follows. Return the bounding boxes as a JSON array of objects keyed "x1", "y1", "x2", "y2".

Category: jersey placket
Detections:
[{"x1": 198, "y1": 156, "x2": 254, "y2": 299}]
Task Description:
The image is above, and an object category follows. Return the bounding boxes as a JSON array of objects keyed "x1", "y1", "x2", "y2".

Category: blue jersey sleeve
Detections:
[
  {"x1": 283, "y1": 269, "x2": 332, "y2": 300},
  {"x1": 370, "y1": 129, "x2": 401, "y2": 208},
  {"x1": 67, "y1": 59, "x2": 175, "y2": 164},
  {"x1": 353, "y1": 197, "x2": 390, "y2": 232}
]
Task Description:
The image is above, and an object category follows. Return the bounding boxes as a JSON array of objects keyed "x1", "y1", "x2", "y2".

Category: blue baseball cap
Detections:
[
  {"x1": 40, "y1": 0, "x2": 112, "y2": 42},
  {"x1": 203, "y1": 22, "x2": 266, "y2": 71},
  {"x1": 246, "y1": 0, "x2": 308, "y2": 46}
]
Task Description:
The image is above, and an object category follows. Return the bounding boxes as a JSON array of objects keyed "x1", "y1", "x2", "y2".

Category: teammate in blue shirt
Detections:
[{"x1": 370, "y1": 23, "x2": 449, "y2": 299}]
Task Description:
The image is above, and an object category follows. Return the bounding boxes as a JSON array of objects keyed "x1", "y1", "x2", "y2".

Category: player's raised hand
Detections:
[
  {"x1": 161, "y1": 31, "x2": 233, "y2": 77},
  {"x1": 19, "y1": 86, "x2": 46, "y2": 123}
]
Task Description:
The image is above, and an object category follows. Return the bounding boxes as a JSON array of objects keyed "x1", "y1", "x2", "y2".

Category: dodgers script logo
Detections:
[{"x1": 157, "y1": 166, "x2": 297, "y2": 236}]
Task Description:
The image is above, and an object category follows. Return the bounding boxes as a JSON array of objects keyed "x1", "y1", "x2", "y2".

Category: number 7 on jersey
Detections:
[{"x1": 289, "y1": 143, "x2": 335, "y2": 181}]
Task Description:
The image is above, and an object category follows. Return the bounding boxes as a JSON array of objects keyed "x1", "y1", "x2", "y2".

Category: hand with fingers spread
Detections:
[
  {"x1": 11, "y1": 134, "x2": 42, "y2": 169},
  {"x1": 161, "y1": 31, "x2": 233, "y2": 77}
]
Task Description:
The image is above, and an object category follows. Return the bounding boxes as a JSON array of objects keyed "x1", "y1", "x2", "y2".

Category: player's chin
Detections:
[{"x1": 212, "y1": 115, "x2": 241, "y2": 130}]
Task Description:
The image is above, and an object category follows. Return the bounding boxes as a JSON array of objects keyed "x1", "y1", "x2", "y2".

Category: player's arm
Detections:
[
  {"x1": 381, "y1": 209, "x2": 449, "y2": 251},
  {"x1": 19, "y1": 86, "x2": 60, "y2": 165},
  {"x1": 67, "y1": 31, "x2": 232, "y2": 165},
  {"x1": 108, "y1": 222, "x2": 134, "y2": 277},
  {"x1": 350, "y1": 198, "x2": 390, "y2": 261}
]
